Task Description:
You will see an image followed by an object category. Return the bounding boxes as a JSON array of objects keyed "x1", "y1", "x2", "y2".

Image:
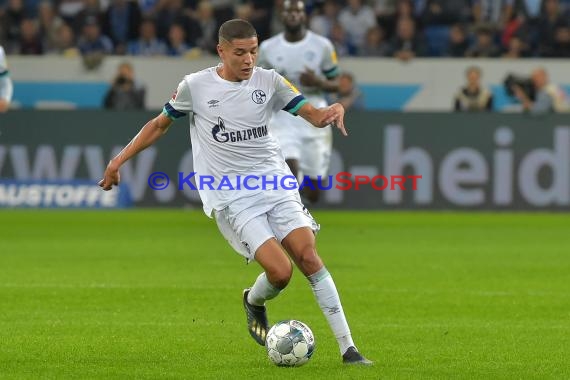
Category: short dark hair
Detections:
[{"x1": 218, "y1": 19, "x2": 257, "y2": 43}]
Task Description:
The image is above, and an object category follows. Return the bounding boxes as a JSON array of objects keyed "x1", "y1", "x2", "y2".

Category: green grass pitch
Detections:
[{"x1": 0, "y1": 210, "x2": 569, "y2": 379}]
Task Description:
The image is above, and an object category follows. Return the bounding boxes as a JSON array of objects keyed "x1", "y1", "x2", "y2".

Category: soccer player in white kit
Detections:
[
  {"x1": 0, "y1": 45, "x2": 14, "y2": 113},
  {"x1": 258, "y1": 0, "x2": 340, "y2": 204},
  {"x1": 99, "y1": 19, "x2": 372, "y2": 365}
]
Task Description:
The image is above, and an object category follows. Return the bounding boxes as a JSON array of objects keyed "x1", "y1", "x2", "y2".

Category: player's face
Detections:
[
  {"x1": 282, "y1": 1, "x2": 306, "y2": 32},
  {"x1": 217, "y1": 37, "x2": 258, "y2": 81}
]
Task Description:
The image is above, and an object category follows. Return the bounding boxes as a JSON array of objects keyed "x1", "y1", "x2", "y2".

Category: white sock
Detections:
[
  {"x1": 308, "y1": 267, "x2": 355, "y2": 355},
  {"x1": 247, "y1": 272, "x2": 281, "y2": 306}
]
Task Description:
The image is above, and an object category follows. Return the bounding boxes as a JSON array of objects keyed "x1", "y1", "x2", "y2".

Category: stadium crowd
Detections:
[{"x1": 1, "y1": 0, "x2": 570, "y2": 59}]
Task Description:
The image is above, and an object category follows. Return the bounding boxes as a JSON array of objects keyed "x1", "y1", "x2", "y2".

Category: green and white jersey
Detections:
[{"x1": 163, "y1": 65, "x2": 307, "y2": 217}]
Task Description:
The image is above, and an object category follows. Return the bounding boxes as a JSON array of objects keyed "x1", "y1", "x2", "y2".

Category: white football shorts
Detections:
[
  {"x1": 270, "y1": 110, "x2": 333, "y2": 179},
  {"x1": 214, "y1": 192, "x2": 320, "y2": 262}
]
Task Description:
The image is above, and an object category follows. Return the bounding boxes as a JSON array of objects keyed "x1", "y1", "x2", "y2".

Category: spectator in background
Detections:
[
  {"x1": 73, "y1": 0, "x2": 103, "y2": 37},
  {"x1": 454, "y1": 66, "x2": 493, "y2": 111},
  {"x1": 0, "y1": 44, "x2": 13, "y2": 112},
  {"x1": 373, "y1": 0, "x2": 397, "y2": 27},
  {"x1": 465, "y1": 25, "x2": 500, "y2": 57},
  {"x1": 49, "y1": 23, "x2": 79, "y2": 56},
  {"x1": 18, "y1": 18, "x2": 43, "y2": 54},
  {"x1": 155, "y1": 0, "x2": 198, "y2": 44},
  {"x1": 512, "y1": 0, "x2": 542, "y2": 24},
  {"x1": 268, "y1": 0, "x2": 285, "y2": 36},
  {"x1": 234, "y1": 2, "x2": 253, "y2": 22},
  {"x1": 103, "y1": 61, "x2": 146, "y2": 109},
  {"x1": 192, "y1": 0, "x2": 218, "y2": 54},
  {"x1": 166, "y1": 23, "x2": 193, "y2": 56},
  {"x1": 78, "y1": 16, "x2": 113, "y2": 68},
  {"x1": 310, "y1": 0, "x2": 339, "y2": 38},
  {"x1": 138, "y1": 0, "x2": 162, "y2": 17},
  {"x1": 2, "y1": 0, "x2": 26, "y2": 54},
  {"x1": 500, "y1": 12, "x2": 530, "y2": 52},
  {"x1": 388, "y1": 16, "x2": 428, "y2": 61},
  {"x1": 329, "y1": 21, "x2": 355, "y2": 56},
  {"x1": 358, "y1": 25, "x2": 390, "y2": 56},
  {"x1": 58, "y1": 0, "x2": 86, "y2": 25},
  {"x1": 127, "y1": 18, "x2": 167, "y2": 56},
  {"x1": 446, "y1": 23, "x2": 468, "y2": 56},
  {"x1": 38, "y1": 1, "x2": 65, "y2": 53},
  {"x1": 471, "y1": 0, "x2": 513, "y2": 30},
  {"x1": 395, "y1": 0, "x2": 418, "y2": 21},
  {"x1": 512, "y1": 67, "x2": 568, "y2": 113},
  {"x1": 546, "y1": 21, "x2": 570, "y2": 57},
  {"x1": 382, "y1": 0, "x2": 419, "y2": 40},
  {"x1": 328, "y1": 72, "x2": 365, "y2": 111},
  {"x1": 421, "y1": 0, "x2": 471, "y2": 26},
  {"x1": 247, "y1": 0, "x2": 275, "y2": 42},
  {"x1": 102, "y1": 0, "x2": 142, "y2": 55},
  {"x1": 502, "y1": 34, "x2": 530, "y2": 58},
  {"x1": 541, "y1": 20, "x2": 570, "y2": 58},
  {"x1": 537, "y1": 0, "x2": 565, "y2": 56},
  {"x1": 338, "y1": 0, "x2": 378, "y2": 51},
  {"x1": 205, "y1": 0, "x2": 234, "y2": 26}
]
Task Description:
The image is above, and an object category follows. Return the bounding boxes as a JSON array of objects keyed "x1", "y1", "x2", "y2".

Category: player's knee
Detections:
[
  {"x1": 267, "y1": 262, "x2": 293, "y2": 289},
  {"x1": 296, "y1": 245, "x2": 322, "y2": 275}
]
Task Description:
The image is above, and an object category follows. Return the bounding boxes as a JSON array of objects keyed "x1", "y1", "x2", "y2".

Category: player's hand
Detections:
[
  {"x1": 323, "y1": 103, "x2": 348, "y2": 137},
  {"x1": 300, "y1": 68, "x2": 321, "y2": 87},
  {"x1": 98, "y1": 161, "x2": 121, "y2": 191}
]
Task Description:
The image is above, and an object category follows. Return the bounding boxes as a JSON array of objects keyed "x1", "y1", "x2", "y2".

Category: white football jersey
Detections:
[
  {"x1": 0, "y1": 46, "x2": 8, "y2": 72},
  {"x1": 163, "y1": 65, "x2": 308, "y2": 216},
  {"x1": 258, "y1": 31, "x2": 338, "y2": 136},
  {"x1": 258, "y1": 31, "x2": 339, "y2": 104},
  {"x1": 0, "y1": 46, "x2": 13, "y2": 102}
]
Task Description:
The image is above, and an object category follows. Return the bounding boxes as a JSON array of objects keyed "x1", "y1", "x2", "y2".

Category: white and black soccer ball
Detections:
[{"x1": 265, "y1": 320, "x2": 315, "y2": 367}]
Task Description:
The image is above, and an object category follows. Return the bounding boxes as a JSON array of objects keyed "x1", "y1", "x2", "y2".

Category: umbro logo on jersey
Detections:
[
  {"x1": 207, "y1": 99, "x2": 220, "y2": 108},
  {"x1": 251, "y1": 90, "x2": 266, "y2": 104}
]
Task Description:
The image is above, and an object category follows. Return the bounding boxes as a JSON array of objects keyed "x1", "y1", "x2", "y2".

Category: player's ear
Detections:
[{"x1": 216, "y1": 43, "x2": 223, "y2": 58}]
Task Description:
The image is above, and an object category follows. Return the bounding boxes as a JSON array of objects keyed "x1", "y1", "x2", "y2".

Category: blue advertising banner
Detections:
[{"x1": 0, "y1": 180, "x2": 132, "y2": 208}]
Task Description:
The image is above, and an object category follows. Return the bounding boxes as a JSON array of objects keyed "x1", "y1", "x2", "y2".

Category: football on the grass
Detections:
[{"x1": 265, "y1": 320, "x2": 315, "y2": 367}]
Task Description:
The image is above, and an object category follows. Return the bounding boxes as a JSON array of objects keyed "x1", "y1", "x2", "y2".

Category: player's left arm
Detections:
[{"x1": 297, "y1": 102, "x2": 347, "y2": 136}]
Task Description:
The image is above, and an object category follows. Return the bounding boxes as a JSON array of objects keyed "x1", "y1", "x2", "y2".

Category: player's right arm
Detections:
[
  {"x1": 99, "y1": 77, "x2": 191, "y2": 191},
  {"x1": 99, "y1": 113, "x2": 172, "y2": 191},
  {"x1": 0, "y1": 46, "x2": 13, "y2": 113},
  {"x1": 0, "y1": 76, "x2": 12, "y2": 113}
]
